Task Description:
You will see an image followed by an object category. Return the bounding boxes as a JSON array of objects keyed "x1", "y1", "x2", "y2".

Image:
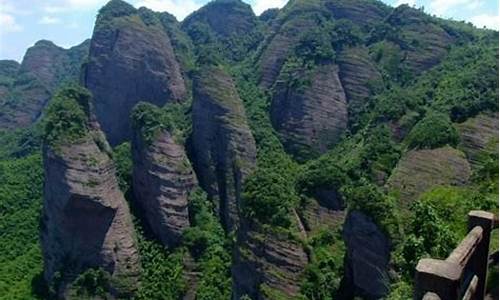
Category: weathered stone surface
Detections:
[
  {"x1": 324, "y1": 0, "x2": 390, "y2": 27},
  {"x1": 298, "y1": 191, "x2": 346, "y2": 232},
  {"x1": 456, "y1": 113, "x2": 499, "y2": 168},
  {"x1": 42, "y1": 130, "x2": 140, "y2": 297},
  {"x1": 132, "y1": 128, "x2": 196, "y2": 248},
  {"x1": 0, "y1": 40, "x2": 89, "y2": 129},
  {"x1": 189, "y1": 65, "x2": 256, "y2": 231},
  {"x1": 83, "y1": 0, "x2": 186, "y2": 146},
  {"x1": 182, "y1": 0, "x2": 257, "y2": 38},
  {"x1": 271, "y1": 64, "x2": 348, "y2": 160},
  {"x1": 387, "y1": 146, "x2": 471, "y2": 207},
  {"x1": 337, "y1": 46, "x2": 383, "y2": 117},
  {"x1": 340, "y1": 211, "x2": 390, "y2": 299},
  {"x1": 386, "y1": 5, "x2": 454, "y2": 73},
  {"x1": 257, "y1": 16, "x2": 316, "y2": 88},
  {"x1": 232, "y1": 221, "x2": 308, "y2": 299}
]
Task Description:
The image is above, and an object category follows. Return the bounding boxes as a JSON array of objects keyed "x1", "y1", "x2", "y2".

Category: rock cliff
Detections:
[
  {"x1": 189, "y1": 65, "x2": 256, "y2": 232},
  {"x1": 41, "y1": 86, "x2": 140, "y2": 297},
  {"x1": 0, "y1": 40, "x2": 89, "y2": 129},
  {"x1": 232, "y1": 221, "x2": 308, "y2": 299},
  {"x1": 324, "y1": 0, "x2": 390, "y2": 27},
  {"x1": 83, "y1": 0, "x2": 186, "y2": 146},
  {"x1": 131, "y1": 104, "x2": 196, "y2": 248},
  {"x1": 456, "y1": 113, "x2": 499, "y2": 169},
  {"x1": 337, "y1": 47, "x2": 383, "y2": 119},
  {"x1": 387, "y1": 146, "x2": 471, "y2": 207},
  {"x1": 384, "y1": 5, "x2": 454, "y2": 73},
  {"x1": 271, "y1": 64, "x2": 348, "y2": 160},
  {"x1": 339, "y1": 211, "x2": 391, "y2": 299}
]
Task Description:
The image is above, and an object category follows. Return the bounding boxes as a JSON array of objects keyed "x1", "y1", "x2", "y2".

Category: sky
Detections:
[{"x1": 0, "y1": 0, "x2": 498, "y2": 62}]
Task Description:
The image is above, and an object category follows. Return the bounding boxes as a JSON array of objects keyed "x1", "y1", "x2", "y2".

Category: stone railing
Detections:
[{"x1": 414, "y1": 210, "x2": 498, "y2": 300}]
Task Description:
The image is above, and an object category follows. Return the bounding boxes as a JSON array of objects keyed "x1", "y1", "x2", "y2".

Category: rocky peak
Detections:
[
  {"x1": 131, "y1": 102, "x2": 197, "y2": 248},
  {"x1": 41, "y1": 85, "x2": 140, "y2": 297},
  {"x1": 188, "y1": 65, "x2": 256, "y2": 232},
  {"x1": 83, "y1": 1, "x2": 187, "y2": 146},
  {"x1": 182, "y1": 0, "x2": 257, "y2": 38},
  {"x1": 0, "y1": 39, "x2": 89, "y2": 129}
]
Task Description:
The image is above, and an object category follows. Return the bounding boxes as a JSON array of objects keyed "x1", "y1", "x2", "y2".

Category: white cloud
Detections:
[
  {"x1": 42, "y1": 0, "x2": 108, "y2": 13},
  {"x1": 39, "y1": 16, "x2": 62, "y2": 24},
  {"x1": 429, "y1": 0, "x2": 483, "y2": 16},
  {"x1": 468, "y1": 14, "x2": 499, "y2": 30},
  {"x1": 134, "y1": 0, "x2": 201, "y2": 20},
  {"x1": 394, "y1": 0, "x2": 416, "y2": 7},
  {"x1": 252, "y1": 0, "x2": 287, "y2": 15},
  {"x1": 0, "y1": 12, "x2": 22, "y2": 34}
]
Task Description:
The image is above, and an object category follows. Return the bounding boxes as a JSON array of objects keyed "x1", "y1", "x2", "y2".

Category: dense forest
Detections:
[{"x1": 0, "y1": 0, "x2": 498, "y2": 299}]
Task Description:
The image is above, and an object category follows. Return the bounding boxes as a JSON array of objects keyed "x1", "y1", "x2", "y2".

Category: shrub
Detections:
[
  {"x1": 43, "y1": 85, "x2": 92, "y2": 146},
  {"x1": 405, "y1": 112, "x2": 459, "y2": 149}
]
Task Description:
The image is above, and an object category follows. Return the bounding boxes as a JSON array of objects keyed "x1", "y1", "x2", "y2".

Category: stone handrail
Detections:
[{"x1": 414, "y1": 210, "x2": 497, "y2": 300}]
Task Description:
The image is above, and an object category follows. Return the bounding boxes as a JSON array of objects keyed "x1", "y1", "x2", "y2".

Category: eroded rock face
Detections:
[
  {"x1": 232, "y1": 222, "x2": 308, "y2": 299},
  {"x1": 0, "y1": 40, "x2": 89, "y2": 129},
  {"x1": 324, "y1": 0, "x2": 390, "y2": 27},
  {"x1": 132, "y1": 129, "x2": 196, "y2": 248},
  {"x1": 387, "y1": 146, "x2": 471, "y2": 207},
  {"x1": 257, "y1": 15, "x2": 318, "y2": 88},
  {"x1": 340, "y1": 211, "x2": 390, "y2": 299},
  {"x1": 42, "y1": 133, "x2": 140, "y2": 297},
  {"x1": 385, "y1": 5, "x2": 454, "y2": 73},
  {"x1": 271, "y1": 64, "x2": 348, "y2": 160},
  {"x1": 337, "y1": 47, "x2": 383, "y2": 118},
  {"x1": 456, "y1": 113, "x2": 499, "y2": 168},
  {"x1": 182, "y1": 0, "x2": 257, "y2": 38},
  {"x1": 83, "y1": 0, "x2": 186, "y2": 146},
  {"x1": 189, "y1": 65, "x2": 256, "y2": 232}
]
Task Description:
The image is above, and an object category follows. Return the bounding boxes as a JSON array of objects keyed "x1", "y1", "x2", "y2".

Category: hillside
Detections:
[{"x1": 0, "y1": 0, "x2": 498, "y2": 299}]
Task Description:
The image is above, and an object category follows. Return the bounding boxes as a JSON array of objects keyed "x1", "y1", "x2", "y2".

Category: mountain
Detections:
[
  {"x1": 0, "y1": 40, "x2": 89, "y2": 129},
  {"x1": 0, "y1": 0, "x2": 498, "y2": 299}
]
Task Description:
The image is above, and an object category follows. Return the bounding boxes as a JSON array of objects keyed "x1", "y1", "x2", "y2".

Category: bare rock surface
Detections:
[
  {"x1": 340, "y1": 211, "x2": 390, "y2": 299},
  {"x1": 42, "y1": 134, "x2": 140, "y2": 297},
  {"x1": 387, "y1": 146, "x2": 471, "y2": 207},
  {"x1": 232, "y1": 222, "x2": 308, "y2": 299},
  {"x1": 456, "y1": 113, "x2": 499, "y2": 168},
  {"x1": 132, "y1": 128, "x2": 196, "y2": 248},
  {"x1": 189, "y1": 65, "x2": 256, "y2": 232},
  {"x1": 83, "y1": 0, "x2": 186, "y2": 145},
  {"x1": 271, "y1": 64, "x2": 348, "y2": 160}
]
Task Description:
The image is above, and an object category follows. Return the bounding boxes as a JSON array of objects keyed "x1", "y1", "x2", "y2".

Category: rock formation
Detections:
[
  {"x1": 189, "y1": 65, "x2": 256, "y2": 232},
  {"x1": 131, "y1": 104, "x2": 196, "y2": 248},
  {"x1": 339, "y1": 211, "x2": 391, "y2": 299},
  {"x1": 232, "y1": 221, "x2": 308, "y2": 299},
  {"x1": 337, "y1": 47, "x2": 384, "y2": 118},
  {"x1": 384, "y1": 5, "x2": 454, "y2": 73},
  {"x1": 456, "y1": 113, "x2": 499, "y2": 168},
  {"x1": 83, "y1": 0, "x2": 186, "y2": 146},
  {"x1": 0, "y1": 40, "x2": 89, "y2": 129},
  {"x1": 387, "y1": 146, "x2": 471, "y2": 207},
  {"x1": 182, "y1": 0, "x2": 257, "y2": 38},
  {"x1": 271, "y1": 64, "x2": 348, "y2": 160},
  {"x1": 41, "y1": 86, "x2": 140, "y2": 297},
  {"x1": 324, "y1": 0, "x2": 390, "y2": 27}
]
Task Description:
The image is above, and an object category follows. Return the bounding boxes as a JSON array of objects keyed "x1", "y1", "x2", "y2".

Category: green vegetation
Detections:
[
  {"x1": 43, "y1": 85, "x2": 93, "y2": 147},
  {"x1": 405, "y1": 112, "x2": 459, "y2": 150},
  {"x1": 0, "y1": 154, "x2": 44, "y2": 300}
]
